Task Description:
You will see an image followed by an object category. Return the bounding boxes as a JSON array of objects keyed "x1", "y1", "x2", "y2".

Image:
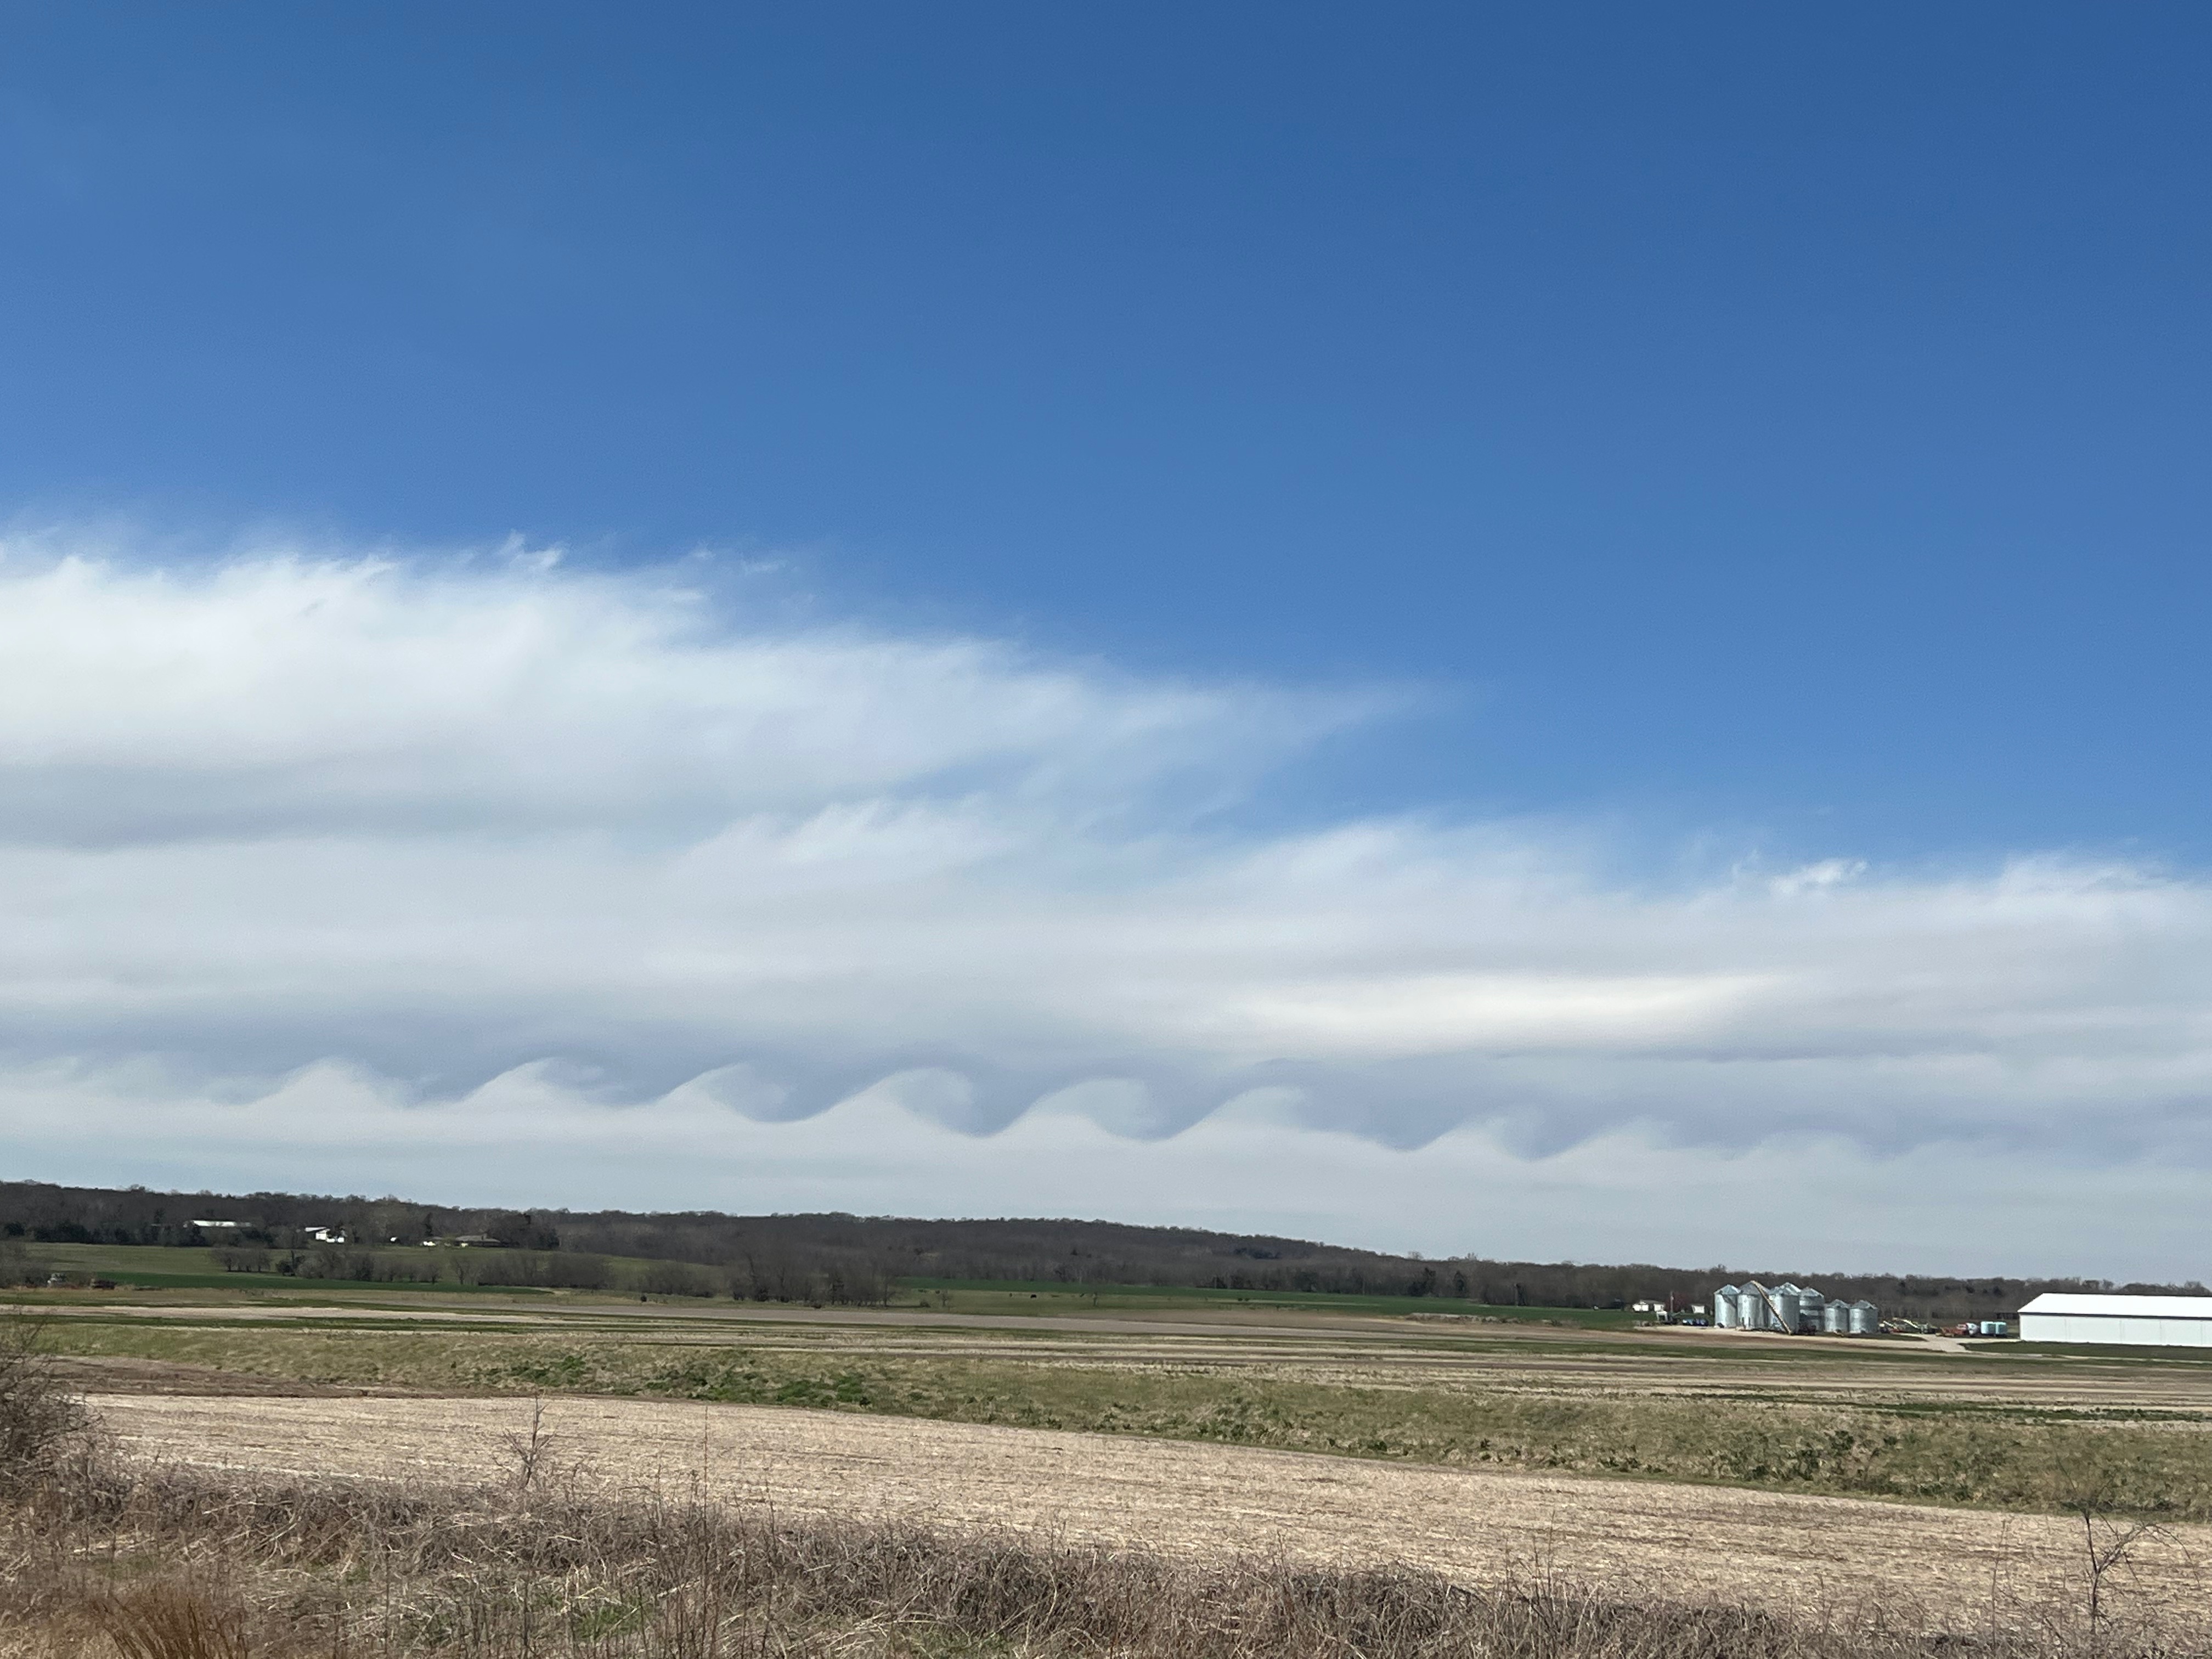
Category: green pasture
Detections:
[
  {"x1": 1983, "y1": 1338, "x2": 2212, "y2": 1364},
  {"x1": 17, "y1": 1242, "x2": 551, "y2": 1295},
  {"x1": 898, "y1": 1277, "x2": 1639, "y2": 1328},
  {"x1": 12, "y1": 1243, "x2": 1650, "y2": 1328}
]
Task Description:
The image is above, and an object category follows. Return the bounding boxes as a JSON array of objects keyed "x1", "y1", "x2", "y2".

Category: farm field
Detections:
[
  {"x1": 92, "y1": 1389, "x2": 2212, "y2": 1632},
  {"x1": 16, "y1": 1242, "x2": 563, "y2": 1293},
  {"x1": 15, "y1": 1261, "x2": 2212, "y2": 1655},
  {"x1": 901, "y1": 1276, "x2": 1640, "y2": 1327},
  {"x1": 22, "y1": 1240, "x2": 1640, "y2": 1325},
  {"x1": 18, "y1": 1262, "x2": 2212, "y2": 1520}
]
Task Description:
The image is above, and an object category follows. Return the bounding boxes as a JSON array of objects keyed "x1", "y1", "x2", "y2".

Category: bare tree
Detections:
[
  {"x1": 2053, "y1": 1467, "x2": 2166, "y2": 1649},
  {"x1": 501, "y1": 1395, "x2": 561, "y2": 1501}
]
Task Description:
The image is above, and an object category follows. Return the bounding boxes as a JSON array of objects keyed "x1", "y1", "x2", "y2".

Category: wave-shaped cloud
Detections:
[
  {"x1": 3, "y1": 1060, "x2": 2202, "y2": 1279},
  {"x1": 0, "y1": 540, "x2": 2207, "y2": 1263}
]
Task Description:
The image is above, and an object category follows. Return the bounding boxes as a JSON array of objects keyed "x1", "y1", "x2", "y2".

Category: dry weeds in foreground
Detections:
[{"x1": 8, "y1": 1460, "x2": 2204, "y2": 1659}]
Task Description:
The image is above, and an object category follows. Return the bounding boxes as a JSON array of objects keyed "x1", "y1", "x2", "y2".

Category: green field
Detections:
[
  {"x1": 1982, "y1": 1338, "x2": 2212, "y2": 1363},
  {"x1": 896, "y1": 1276, "x2": 1639, "y2": 1328},
  {"x1": 18, "y1": 1243, "x2": 554, "y2": 1294},
  {"x1": 14, "y1": 1243, "x2": 1643, "y2": 1327}
]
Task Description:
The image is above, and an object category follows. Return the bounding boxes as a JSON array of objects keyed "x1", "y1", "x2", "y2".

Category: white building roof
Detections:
[{"x1": 2019, "y1": 1293, "x2": 2212, "y2": 1319}]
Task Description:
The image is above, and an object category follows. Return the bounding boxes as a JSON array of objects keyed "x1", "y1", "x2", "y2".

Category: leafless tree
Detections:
[
  {"x1": 2054, "y1": 1468, "x2": 2167, "y2": 1649},
  {"x1": 501, "y1": 1394, "x2": 561, "y2": 1500}
]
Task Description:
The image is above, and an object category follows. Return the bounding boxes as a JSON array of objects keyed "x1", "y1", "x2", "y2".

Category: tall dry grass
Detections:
[
  {"x1": 10, "y1": 1453, "x2": 2208, "y2": 1659},
  {"x1": 0, "y1": 1470, "x2": 1953, "y2": 1658},
  {"x1": 0, "y1": 1314, "x2": 92, "y2": 1498}
]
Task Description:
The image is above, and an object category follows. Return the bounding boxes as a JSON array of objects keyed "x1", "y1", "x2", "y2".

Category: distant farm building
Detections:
[{"x1": 2017, "y1": 1293, "x2": 2212, "y2": 1348}]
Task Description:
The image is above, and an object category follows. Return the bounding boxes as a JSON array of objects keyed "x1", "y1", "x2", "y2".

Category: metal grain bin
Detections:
[
  {"x1": 1770, "y1": 1285, "x2": 1803, "y2": 1331},
  {"x1": 1737, "y1": 1284, "x2": 1772, "y2": 1330}
]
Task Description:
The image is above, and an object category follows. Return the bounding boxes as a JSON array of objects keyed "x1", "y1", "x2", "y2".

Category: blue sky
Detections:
[
  {"x1": 1, "y1": 6, "x2": 2208, "y2": 1271},
  {"x1": 8, "y1": 3, "x2": 2210, "y2": 852}
]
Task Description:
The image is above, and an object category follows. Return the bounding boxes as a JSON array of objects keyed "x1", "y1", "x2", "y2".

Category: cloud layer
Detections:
[{"x1": 0, "y1": 543, "x2": 2205, "y2": 1269}]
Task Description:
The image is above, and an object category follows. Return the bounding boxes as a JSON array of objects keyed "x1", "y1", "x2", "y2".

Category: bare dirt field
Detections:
[{"x1": 96, "y1": 1391, "x2": 2212, "y2": 1632}]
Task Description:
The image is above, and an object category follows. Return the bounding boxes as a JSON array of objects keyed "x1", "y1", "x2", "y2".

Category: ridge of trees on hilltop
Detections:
[{"x1": 0, "y1": 1178, "x2": 2198, "y2": 1322}]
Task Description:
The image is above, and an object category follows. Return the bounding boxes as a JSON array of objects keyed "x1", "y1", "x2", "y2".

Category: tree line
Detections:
[{"x1": 2, "y1": 1177, "x2": 2200, "y2": 1320}]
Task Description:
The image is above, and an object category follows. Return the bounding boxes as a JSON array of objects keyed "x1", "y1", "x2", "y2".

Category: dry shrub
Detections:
[
  {"x1": 94, "y1": 1582, "x2": 251, "y2": 1659},
  {"x1": 0, "y1": 1314, "x2": 95, "y2": 1498}
]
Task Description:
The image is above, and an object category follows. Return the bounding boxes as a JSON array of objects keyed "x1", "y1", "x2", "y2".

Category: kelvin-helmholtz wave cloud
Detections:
[{"x1": 1, "y1": 541, "x2": 2207, "y2": 1273}]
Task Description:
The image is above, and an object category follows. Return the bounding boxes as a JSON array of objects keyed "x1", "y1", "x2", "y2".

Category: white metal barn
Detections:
[{"x1": 2016, "y1": 1293, "x2": 2212, "y2": 1347}]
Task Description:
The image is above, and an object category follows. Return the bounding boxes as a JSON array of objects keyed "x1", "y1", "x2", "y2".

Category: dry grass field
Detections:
[{"x1": 93, "y1": 1389, "x2": 2212, "y2": 1629}]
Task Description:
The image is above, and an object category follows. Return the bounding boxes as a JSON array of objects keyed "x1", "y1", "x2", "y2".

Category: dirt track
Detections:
[{"x1": 96, "y1": 1392, "x2": 2210, "y2": 1630}]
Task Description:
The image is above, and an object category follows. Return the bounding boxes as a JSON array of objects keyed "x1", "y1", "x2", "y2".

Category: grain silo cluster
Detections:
[{"x1": 1712, "y1": 1280, "x2": 1878, "y2": 1334}]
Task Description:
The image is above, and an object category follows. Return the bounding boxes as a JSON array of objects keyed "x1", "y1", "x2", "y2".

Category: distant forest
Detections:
[{"x1": 2, "y1": 1177, "x2": 2199, "y2": 1322}]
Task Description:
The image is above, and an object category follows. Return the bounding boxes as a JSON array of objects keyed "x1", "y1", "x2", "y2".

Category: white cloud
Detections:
[
  {"x1": 0, "y1": 541, "x2": 2206, "y2": 1270},
  {"x1": 0, "y1": 549, "x2": 1335, "y2": 842}
]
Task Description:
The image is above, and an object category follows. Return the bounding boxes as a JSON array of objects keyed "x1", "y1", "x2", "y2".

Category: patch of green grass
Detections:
[
  {"x1": 569, "y1": 1599, "x2": 649, "y2": 1643},
  {"x1": 898, "y1": 1277, "x2": 1639, "y2": 1329},
  {"x1": 1842, "y1": 1398, "x2": 2211, "y2": 1423},
  {"x1": 15, "y1": 1249, "x2": 1656, "y2": 1330},
  {"x1": 1984, "y1": 1340, "x2": 2212, "y2": 1363},
  {"x1": 19, "y1": 1243, "x2": 231, "y2": 1274},
  {"x1": 14, "y1": 1242, "x2": 300, "y2": 1289},
  {"x1": 20, "y1": 1242, "x2": 566, "y2": 1295}
]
